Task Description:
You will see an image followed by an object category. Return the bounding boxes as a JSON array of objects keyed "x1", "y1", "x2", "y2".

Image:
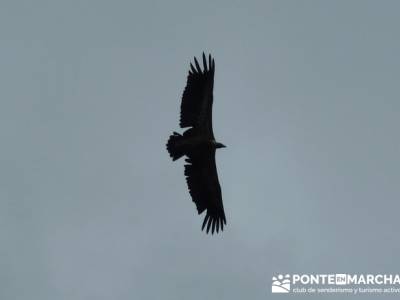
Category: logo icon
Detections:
[{"x1": 272, "y1": 274, "x2": 291, "y2": 293}]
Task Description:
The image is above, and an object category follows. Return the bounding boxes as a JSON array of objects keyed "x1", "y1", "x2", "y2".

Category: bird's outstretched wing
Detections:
[
  {"x1": 184, "y1": 149, "x2": 226, "y2": 234},
  {"x1": 180, "y1": 53, "x2": 215, "y2": 138}
]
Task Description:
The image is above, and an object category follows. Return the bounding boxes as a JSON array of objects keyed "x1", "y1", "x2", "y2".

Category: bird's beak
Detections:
[{"x1": 220, "y1": 143, "x2": 226, "y2": 148}]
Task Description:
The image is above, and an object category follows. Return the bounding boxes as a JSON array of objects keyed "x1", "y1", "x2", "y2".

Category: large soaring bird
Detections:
[{"x1": 166, "y1": 53, "x2": 226, "y2": 234}]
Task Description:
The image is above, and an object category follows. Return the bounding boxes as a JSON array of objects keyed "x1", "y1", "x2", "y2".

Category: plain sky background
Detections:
[{"x1": 1, "y1": 1, "x2": 400, "y2": 299}]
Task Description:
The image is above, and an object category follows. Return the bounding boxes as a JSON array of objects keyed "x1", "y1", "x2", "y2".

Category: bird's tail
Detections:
[{"x1": 166, "y1": 132, "x2": 185, "y2": 161}]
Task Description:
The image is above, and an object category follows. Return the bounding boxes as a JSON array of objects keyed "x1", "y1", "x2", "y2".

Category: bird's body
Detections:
[
  {"x1": 166, "y1": 53, "x2": 226, "y2": 234},
  {"x1": 170, "y1": 134, "x2": 221, "y2": 157}
]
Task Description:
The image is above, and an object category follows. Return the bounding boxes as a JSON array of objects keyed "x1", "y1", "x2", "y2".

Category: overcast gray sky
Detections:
[{"x1": 1, "y1": 1, "x2": 400, "y2": 299}]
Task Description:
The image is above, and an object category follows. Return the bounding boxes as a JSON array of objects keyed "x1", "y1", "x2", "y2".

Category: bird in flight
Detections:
[{"x1": 166, "y1": 53, "x2": 227, "y2": 234}]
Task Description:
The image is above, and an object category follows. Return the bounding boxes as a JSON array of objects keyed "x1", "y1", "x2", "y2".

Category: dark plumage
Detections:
[{"x1": 166, "y1": 53, "x2": 226, "y2": 234}]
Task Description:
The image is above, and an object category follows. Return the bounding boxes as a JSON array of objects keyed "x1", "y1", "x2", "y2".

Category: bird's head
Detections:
[{"x1": 215, "y1": 142, "x2": 226, "y2": 149}]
